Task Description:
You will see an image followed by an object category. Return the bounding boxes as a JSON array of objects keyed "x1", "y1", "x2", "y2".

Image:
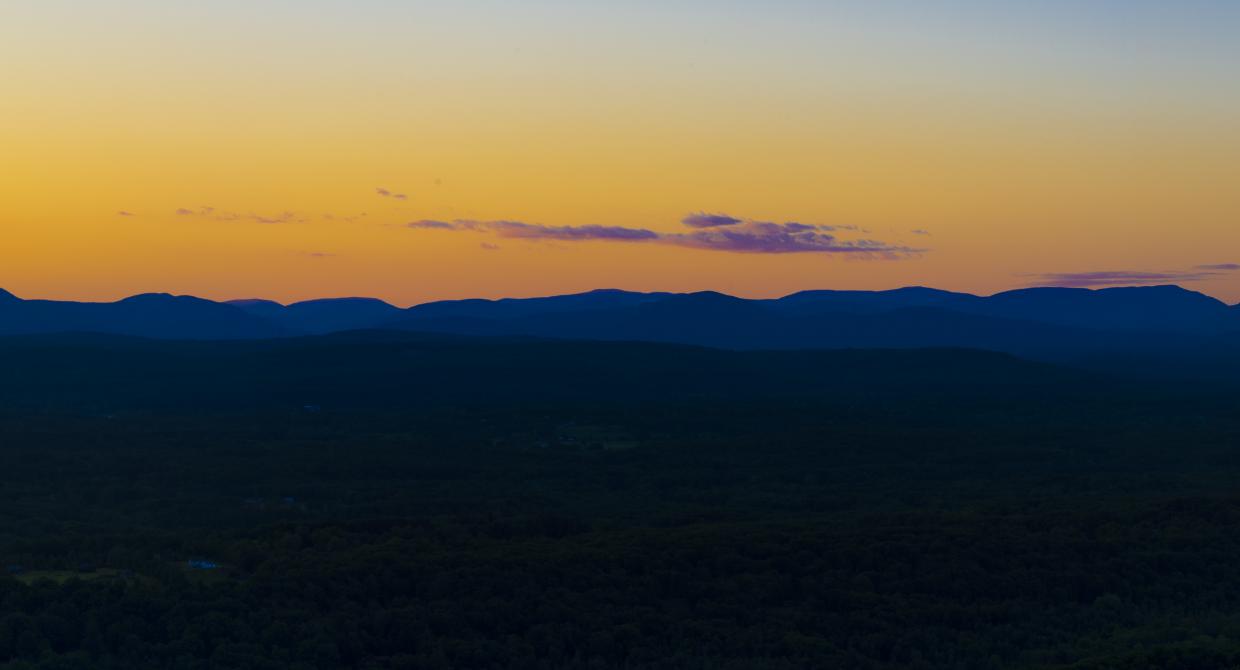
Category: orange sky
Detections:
[{"x1": 3, "y1": 1, "x2": 1238, "y2": 305}]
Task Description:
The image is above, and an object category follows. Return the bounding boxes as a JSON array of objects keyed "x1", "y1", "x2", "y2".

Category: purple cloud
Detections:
[
  {"x1": 1030, "y1": 270, "x2": 1226, "y2": 288},
  {"x1": 911, "y1": 229, "x2": 931, "y2": 236},
  {"x1": 667, "y1": 222, "x2": 906, "y2": 255},
  {"x1": 682, "y1": 212, "x2": 743, "y2": 228},
  {"x1": 408, "y1": 220, "x2": 460, "y2": 230},
  {"x1": 1197, "y1": 263, "x2": 1240, "y2": 271},
  {"x1": 491, "y1": 221, "x2": 660, "y2": 241},
  {"x1": 408, "y1": 216, "x2": 918, "y2": 257},
  {"x1": 410, "y1": 219, "x2": 660, "y2": 242}
]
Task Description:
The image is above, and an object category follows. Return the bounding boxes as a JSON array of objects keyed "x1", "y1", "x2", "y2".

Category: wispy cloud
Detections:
[
  {"x1": 376, "y1": 187, "x2": 408, "y2": 201},
  {"x1": 323, "y1": 212, "x2": 368, "y2": 223},
  {"x1": 409, "y1": 219, "x2": 660, "y2": 241},
  {"x1": 911, "y1": 229, "x2": 931, "y2": 236},
  {"x1": 117, "y1": 211, "x2": 136, "y2": 217},
  {"x1": 301, "y1": 251, "x2": 338, "y2": 259},
  {"x1": 670, "y1": 221, "x2": 903, "y2": 254},
  {"x1": 408, "y1": 220, "x2": 459, "y2": 230},
  {"x1": 407, "y1": 214, "x2": 920, "y2": 257},
  {"x1": 682, "y1": 212, "x2": 742, "y2": 228},
  {"x1": 1029, "y1": 267, "x2": 1237, "y2": 288},
  {"x1": 174, "y1": 207, "x2": 306, "y2": 224},
  {"x1": 251, "y1": 212, "x2": 297, "y2": 224}
]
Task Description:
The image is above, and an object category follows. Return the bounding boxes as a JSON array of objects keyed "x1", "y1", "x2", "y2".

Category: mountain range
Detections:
[{"x1": 2, "y1": 285, "x2": 1238, "y2": 363}]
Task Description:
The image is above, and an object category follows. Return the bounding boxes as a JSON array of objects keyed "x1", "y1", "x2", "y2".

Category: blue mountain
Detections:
[
  {"x1": 2, "y1": 286, "x2": 1238, "y2": 360},
  {"x1": 769, "y1": 286, "x2": 983, "y2": 315},
  {"x1": 0, "y1": 292, "x2": 284, "y2": 339},
  {"x1": 974, "y1": 285, "x2": 1234, "y2": 333},
  {"x1": 225, "y1": 298, "x2": 286, "y2": 320},
  {"x1": 229, "y1": 297, "x2": 401, "y2": 334},
  {"x1": 384, "y1": 285, "x2": 1239, "y2": 358},
  {"x1": 403, "y1": 288, "x2": 673, "y2": 320}
]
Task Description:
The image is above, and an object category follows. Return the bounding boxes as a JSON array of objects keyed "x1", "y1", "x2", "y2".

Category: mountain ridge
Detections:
[{"x1": 2, "y1": 286, "x2": 1238, "y2": 359}]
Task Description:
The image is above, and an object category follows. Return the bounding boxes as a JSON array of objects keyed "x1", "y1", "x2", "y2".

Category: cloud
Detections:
[
  {"x1": 408, "y1": 220, "x2": 461, "y2": 230},
  {"x1": 407, "y1": 214, "x2": 919, "y2": 257},
  {"x1": 1029, "y1": 270, "x2": 1229, "y2": 288},
  {"x1": 667, "y1": 222, "x2": 907, "y2": 255},
  {"x1": 117, "y1": 211, "x2": 136, "y2": 217},
  {"x1": 301, "y1": 251, "x2": 338, "y2": 259},
  {"x1": 1196, "y1": 263, "x2": 1240, "y2": 271},
  {"x1": 251, "y1": 211, "x2": 297, "y2": 224},
  {"x1": 323, "y1": 212, "x2": 368, "y2": 223},
  {"x1": 377, "y1": 187, "x2": 408, "y2": 200},
  {"x1": 682, "y1": 212, "x2": 743, "y2": 228},
  {"x1": 480, "y1": 242, "x2": 500, "y2": 251},
  {"x1": 911, "y1": 229, "x2": 931, "y2": 236},
  {"x1": 176, "y1": 206, "x2": 226, "y2": 218},
  {"x1": 410, "y1": 219, "x2": 660, "y2": 242},
  {"x1": 175, "y1": 207, "x2": 304, "y2": 224}
]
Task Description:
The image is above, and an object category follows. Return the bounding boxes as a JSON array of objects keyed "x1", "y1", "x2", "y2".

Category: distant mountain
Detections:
[
  {"x1": 768, "y1": 286, "x2": 984, "y2": 315},
  {"x1": 230, "y1": 297, "x2": 401, "y2": 335},
  {"x1": 385, "y1": 285, "x2": 1238, "y2": 356},
  {"x1": 386, "y1": 299, "x2": 1177, "y2": 357},
  {"x1": 2, "y1": 286, "x2": 1238, "y2": 361},
  {"x1": 226, "y1": 298, "x2": 286, "y2": 319},
  {"x1": 973, "y1": 285, "x2": 1234, "y2": 333},
  {"x1": 403, "y1": 288, "x2": 674, "y2": 320},
  {"x1": 0, "y1": 293, "x2": 284, "y2": 339}
]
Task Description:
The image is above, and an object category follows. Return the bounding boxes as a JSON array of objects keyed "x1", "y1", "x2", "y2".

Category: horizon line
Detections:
[{"x1": 3, "y1": 283, "x2": 1237, "y2": 310}]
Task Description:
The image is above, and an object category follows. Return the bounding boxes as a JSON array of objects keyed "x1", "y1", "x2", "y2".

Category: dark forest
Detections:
[{"x1": 1, "y1": 333, "x2": 1239, "y2": 668}]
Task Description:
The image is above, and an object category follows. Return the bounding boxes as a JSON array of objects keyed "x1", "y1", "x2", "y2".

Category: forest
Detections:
[{"x1": 2, "y1": 332, "x2": 1240, "y2": 668}]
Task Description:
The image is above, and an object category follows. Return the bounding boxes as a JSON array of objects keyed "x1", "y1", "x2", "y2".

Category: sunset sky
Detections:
[{"x1": 3, "y1": 1, "x2": 1238, "y2": 305}]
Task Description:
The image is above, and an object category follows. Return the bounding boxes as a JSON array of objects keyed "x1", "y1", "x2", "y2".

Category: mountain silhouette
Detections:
[
  {"x1": 2, "y1": 286, "x2": 1237, "y2": 361},
  {"x1": 768, "y1": 286, "x2": 984, "y2": 315},
  {"x1": 403, "y1": 288, "x2": 674, "y2": 320},
  {"x1": 0, "y1": 292, "x2": 284, "y2": 339},
  {"x1": 386, "y1": 285, "x2": 1238, "y2": 354},
  {"x1": 229, "y1": 297, "x2": 401, "y2": 334},
  {"x1": 972, "y1": 285, "x2": 1234, "y2": 333}
]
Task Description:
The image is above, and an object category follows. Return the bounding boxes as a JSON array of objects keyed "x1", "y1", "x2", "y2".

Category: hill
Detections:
[
  {"x1": 0, "y1": 331, "x2": 1089, "y2": 413},
  {"x1": 2, "y1": 286, "x2": 1237, "y2": 367},
  {"x1": 0, "y1": 292, "x2": 284, "y2": 339}
]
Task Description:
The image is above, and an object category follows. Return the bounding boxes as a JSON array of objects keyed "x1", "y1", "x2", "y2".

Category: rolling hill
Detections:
[{"x1": 1, "y1": 286, "x2": 1236, "y2": 364}]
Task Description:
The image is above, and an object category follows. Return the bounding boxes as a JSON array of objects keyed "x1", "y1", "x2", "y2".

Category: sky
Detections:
[{"x1": 2, "y1": 1, "x2": 1238, "y2": 305}]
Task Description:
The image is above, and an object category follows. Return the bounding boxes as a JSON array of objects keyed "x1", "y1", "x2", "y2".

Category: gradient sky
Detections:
[{"x1": 3, "y1": 1, "x2": 1238, "y2": 305}]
